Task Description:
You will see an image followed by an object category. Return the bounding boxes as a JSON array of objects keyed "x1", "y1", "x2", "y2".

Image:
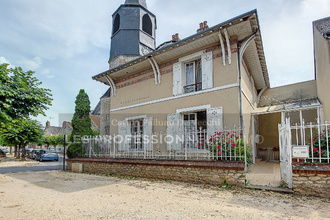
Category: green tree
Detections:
[
  {"x1": 1, "y1": 119, "x2": 44, "y2": 160},
  {"x1": 41, "y1": 136, "x2": 51, "y2": 149},
  {"x1": 67, "y1": 89, "x2": 92, "y2": 158},
  {"x1": 0, "y1": 128, "x2": 20, "y2": 157},
  {"x1": 71, "y1": 89, "x2": 92, "y2": 140},
  {"x1": 0, "y1": 63, "x2": 52, "y2": 129}
]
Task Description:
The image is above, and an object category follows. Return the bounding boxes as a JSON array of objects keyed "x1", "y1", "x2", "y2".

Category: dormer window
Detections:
[
  {"x1": 113, "y1": 14, "x2": 120, "y2": 35},
  {"x1": 142, "y1": 14, "x2": 152, "y2": 36}
]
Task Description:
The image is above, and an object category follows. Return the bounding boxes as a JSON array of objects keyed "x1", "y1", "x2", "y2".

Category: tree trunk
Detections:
[
  {"x1": 14, "y1": 146, "x2": 18, "y2": 157},
  {"x1": 17, "y1": 145, "x2": 21, "y2": 159},
  {"x1": 21, "y1": 143, "x2": 26, "y2": 161},
  {"x1": 10, "y1": 146, "x2": 12, "y2": 155}
]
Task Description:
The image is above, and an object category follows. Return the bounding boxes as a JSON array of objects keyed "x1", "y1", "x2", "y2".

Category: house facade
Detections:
[
  {"x1": 93, "y1": 1, "x2": 271, "y2": 159},
  {"x1": 70, "y1": 1, "x2": 330, "y2": 195}
]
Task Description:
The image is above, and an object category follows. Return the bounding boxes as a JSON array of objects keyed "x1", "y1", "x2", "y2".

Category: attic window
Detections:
[
  {"x1": 142, "y1": 14, "x2": 152, "y2": 36},
  {"x1": 113, "y1": 14, "x2": 120, "y2": 35}
]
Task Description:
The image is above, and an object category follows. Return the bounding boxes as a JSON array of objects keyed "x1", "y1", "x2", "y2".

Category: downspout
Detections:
[{"x1": 237, "y1": 29, "x2": 259, "y2": 130}]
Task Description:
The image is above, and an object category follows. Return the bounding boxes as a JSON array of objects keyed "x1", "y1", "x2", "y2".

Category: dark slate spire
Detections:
[
  {"x1": 125, "y1": 0, "x2": 147, "y2": 8},
  {"x1": 108, "y1": 0, "x2": 156, "y2": 69}
]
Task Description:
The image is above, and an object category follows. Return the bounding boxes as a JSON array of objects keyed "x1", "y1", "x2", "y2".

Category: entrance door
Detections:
[{"x1": 278, "y1": 118, "x2": 293, "y2": 188}]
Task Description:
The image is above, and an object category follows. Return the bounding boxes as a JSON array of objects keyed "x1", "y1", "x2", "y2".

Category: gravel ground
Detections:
[
  {"x1": 0, "y1": 170, "x2": 329, "y2": 220},
  {"x1": 0, "y1": 155, "x2": 40, "y2": 167}
]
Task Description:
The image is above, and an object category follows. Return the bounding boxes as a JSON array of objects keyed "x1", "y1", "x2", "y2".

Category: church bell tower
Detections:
[{"x1": 109, "y1": 0, "x2": 157, "y2": 69}]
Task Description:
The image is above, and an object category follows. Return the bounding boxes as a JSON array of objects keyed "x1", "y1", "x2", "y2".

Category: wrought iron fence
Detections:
[
  {"x1": 81, "y1": 127, "x2": 249, "y2": 162},
  {"x1": 291, "y1": 121, "x2": 330, "y2": 163}
]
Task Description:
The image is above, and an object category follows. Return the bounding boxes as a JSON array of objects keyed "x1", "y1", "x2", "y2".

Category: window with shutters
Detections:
[{"x1": 173, "y1": 50, "x2": 213, "y2": 96}]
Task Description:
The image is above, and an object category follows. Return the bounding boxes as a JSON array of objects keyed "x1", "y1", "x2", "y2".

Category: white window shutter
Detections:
[
  {"x1": 173, "y1": 62, "x2": 183, "y2": 95},
  {"x1": 207, "y1": 107, "x2": 223, "y2": 138},
  {"x1": 166, "y1": 113, "x2": 182, "y2": 151},
  {"x1": 201, "y1": 51, "x2": 213, "y2": 90},
  {"x1": 143, "y1": 117, "x2": 153, "y2": 151},
  {"x1": 118, "y1": 120, "x2": 128, "y2": 151}
]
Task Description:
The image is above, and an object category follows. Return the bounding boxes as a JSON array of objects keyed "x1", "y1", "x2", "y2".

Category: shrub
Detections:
[
  {"x1": 67, "y1": 142, "x2": 86, "y2": 158},
  {"x1": 307, "y1": 128, "x2": 329, "y2": 163},
  {"x1": 206, "y1": 131, "x2": 252, "y2": 163}
]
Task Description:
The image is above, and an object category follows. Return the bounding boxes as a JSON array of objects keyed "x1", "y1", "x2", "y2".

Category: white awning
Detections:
[{"x1": 252, "y1": 98, "x2": 322, "y2": 115}]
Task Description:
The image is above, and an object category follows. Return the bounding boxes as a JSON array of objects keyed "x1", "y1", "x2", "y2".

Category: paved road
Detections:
[{"x1": 0, "y1": 156, "x2": 66, "y2": 173}]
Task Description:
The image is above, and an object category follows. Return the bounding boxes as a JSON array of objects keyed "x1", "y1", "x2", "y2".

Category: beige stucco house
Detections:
[
  {"x1": 92, "y1": 1, "x2": 329, "y2": 165},
  {"x1": 93, "y1": 5, "x2": 270, "y2": 157}
]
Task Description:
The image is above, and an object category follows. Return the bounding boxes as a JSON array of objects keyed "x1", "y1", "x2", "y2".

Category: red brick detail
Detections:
[
  {"x1": 292, "y1": 163, "x2": 330, "y2": 175},
  {"x1": 114, "y1": 45, "x2": 238, "y2": 89},
  {"x1": 115, "y1": 59, "x2": 179, "y2": 85}
]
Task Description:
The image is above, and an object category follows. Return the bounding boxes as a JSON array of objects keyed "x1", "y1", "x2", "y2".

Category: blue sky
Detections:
[{"x1": 1, "y1": 0, "x2": 329, "y2": 127}]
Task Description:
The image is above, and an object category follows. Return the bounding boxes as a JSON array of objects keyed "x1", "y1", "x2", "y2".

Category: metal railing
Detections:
[
  {"x1": 81, "y1": 127, "x2": 248, "y2": 162},
  {"x1": 291, "y1": 121, "x2": 330, "y2": 163}
]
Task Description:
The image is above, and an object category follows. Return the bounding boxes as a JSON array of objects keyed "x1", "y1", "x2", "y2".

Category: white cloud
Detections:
[
  {"x1": 20, "y1": 56, "x2": 42, "y2": 70},
  {"x1": 41, "y1": 68, "x2": 55, "y2": 79},
  {"x1": 41, "y1": 69, "x2": 50, "y2": 75},
  {"x1": 0, "y1": 56, "x2": 14, "y2": 68}
]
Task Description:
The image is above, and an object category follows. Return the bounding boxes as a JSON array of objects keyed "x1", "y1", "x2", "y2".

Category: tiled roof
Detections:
[
  {"x1": 89, "y1": 115, "x2": 101, "y2": 129},
  {"x1": 44, "y1": 126, "x2": 63, "y2": 136}
]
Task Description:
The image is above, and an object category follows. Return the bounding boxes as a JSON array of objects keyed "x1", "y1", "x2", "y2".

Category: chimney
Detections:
[
  {"x1": 172, "y1": 33, "x2": 180, "y2": 42},
  {"x1": 46, "y1": 121, "x2": 50, "y2": 128},
  {"x1": 203, "y1": 21, "x2": 209, "y2": 29},
  {"x1": 197, "y1": 21, "x2": 209, "y2": 32}
]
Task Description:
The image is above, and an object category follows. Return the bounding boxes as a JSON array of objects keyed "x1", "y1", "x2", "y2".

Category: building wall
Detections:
[
  {"x1": 67, "y1": 158, "x2": 246, "y2": 187},
  {"x1": 314, "y1": 25, "x2": 330, "y2": 121},
  {"x1": 108, "y1": 41, "x2": 243, "y2": 136},
  {"x1": 111, "y1": 42, "x2": 239, "y2": 111},
  {"x1": 259, "y1": 80, "x2": 317, "y2": 106},
  {"x1": 100, "y1": 97, "x2": 111, "y2": 135},
  {"x1": 241, "y1": 60, "x2": 258, "y2": 146},
  {"x1": 109, "y1": 87, "x2": 240, "y2": 134}
]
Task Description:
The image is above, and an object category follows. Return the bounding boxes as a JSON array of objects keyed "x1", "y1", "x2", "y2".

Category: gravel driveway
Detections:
[{"x1": 0, "y1": 170, "x2": 329, "y2": 220}]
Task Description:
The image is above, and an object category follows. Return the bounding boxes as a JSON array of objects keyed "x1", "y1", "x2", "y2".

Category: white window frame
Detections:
[
  {"x1": 118, "y1": 115, "x2": 153, "y2": 152},
  {"x1": 173, "y1": 50, "x2": 213, "y2": 96}
]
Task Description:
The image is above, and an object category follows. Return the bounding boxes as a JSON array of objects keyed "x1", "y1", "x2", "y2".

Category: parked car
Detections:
[
  {"x1": 26, "y1": 149, "x2": 35, "y2": 159},
  {"x1": 35, "y1": 149, "x2": 59, "y2": 162},
  {"x1": 0, "y1": 149, "x2": 6, "y2": 157},
  {"x1": 0, "y1": 148, "x2": 9, "y2": 154},
  {"x1": 31, "y1": 149, "x2": 41, "y2": 160}
]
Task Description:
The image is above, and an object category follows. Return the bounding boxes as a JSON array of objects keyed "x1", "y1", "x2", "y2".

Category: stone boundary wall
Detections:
[
  {"x1": 292, "y1": 163, "x2": 330, "y2": 198},
  {"x1": 67, "y1": 158, "x2": 245, "y2": 187}
]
